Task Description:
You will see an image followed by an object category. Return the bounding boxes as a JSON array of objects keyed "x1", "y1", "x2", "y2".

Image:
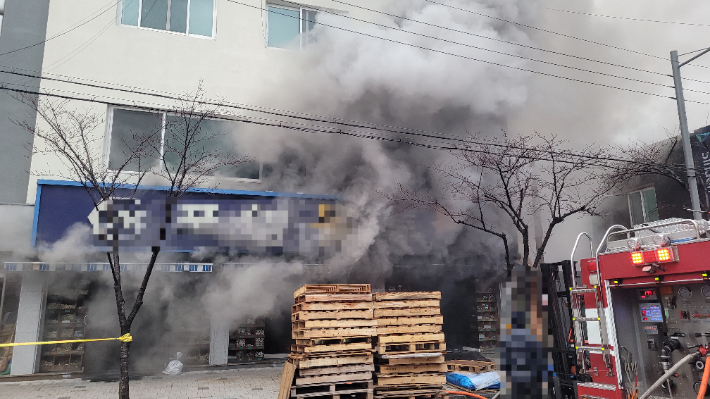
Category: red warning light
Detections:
[
  {"x1": 631, "y1": 252, "x2": 644, "y2": 265},
  {"x1": 657, "y1": 248, "x2": 672, "y2": 262}
]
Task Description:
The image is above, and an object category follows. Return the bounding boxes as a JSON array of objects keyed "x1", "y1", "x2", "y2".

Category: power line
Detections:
[
  {"x1": 545, "y1": 8, "x2": 710, "y2": 27},
  {"x1": 314, "y1": 2, "x2": 675, "y2": 91},
  {"x1": 0, "y1": 80, "x2": 685, "y2": 170},
  {"x1": 331, "y1": 0, "x2": 683, "y2": 81},
  {"x1": 0, "y1": 0, "x2": 117, "y2": 58},
  {"x1": 228, "y1": 1, "x2": 695, "y2": 104}
]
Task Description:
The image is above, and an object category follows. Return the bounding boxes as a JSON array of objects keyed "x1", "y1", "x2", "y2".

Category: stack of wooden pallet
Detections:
[
  {"x1": 373, "y1": 292, "x2": 447, "y2": 399},
  {"x1": 279, "y1": 284, "x2": 376, "y2": 399}
]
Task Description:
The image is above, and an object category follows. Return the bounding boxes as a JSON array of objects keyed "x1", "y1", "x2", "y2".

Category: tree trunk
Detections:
[{"x1": 119, "y1": 339, "x2": 131, "y2": 399}]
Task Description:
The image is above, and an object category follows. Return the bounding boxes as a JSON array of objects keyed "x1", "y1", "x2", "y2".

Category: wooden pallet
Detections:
[
  {"x1": 374, "y1": 300, "x2": 440, "y2": 309},
  {"x1": 375, "y1": 373, "x2": 446, "y2": 386},
  {"x1": 377, "y1": 363, "x2": 448, "y2": 375},
  {"x1": 294, "y1": 301, "x2": 374, "y2": 312},
  {"x1": 296, "y1": 294, "x2": 373, "y2": 304},
  {"x1": 378, "y1": 334, "x2": 445, "y2": 345},
  {"x1": 376, "y1": 341, "x2": 446, "y2": 355},
  {"x1": 291, "y1": 379, "x2": 374, "y2": 397},
  {"x1": 294, "y1": 284, "x2": 371, "y2": 298},
  {"x1": 374, "y1": 308, "x2": 441, "y2": 318},
  {"x1": 296, "y1": 371, "x2": 374, "y2": 386},
  {"x1": 294, "y1": 392, "x2": 373, "y2": 399},
  {"x1": 446, "y1": 360, "x2": 496, "y2": 373},
  {"x1": 293, "y1": 309, "x2": 374, "y2": 321},
  {"x1": 374, "y1": 292, "x2": 441, "y2": 301},
  {"x1": 377, "y1": 325, "x2": 442, "y2": 335},
  {"x1": 299, "y1": 363, "x2": 375, "y2": 377},
  {"x1": 378, "y1": 354, "x2": 446, "y2": 366},
  {"x1": 290, "y1": 352, "x2": 374, "y2": 369},
  {"x1": 293, "y1": 327, "x2": 377, "y2": 339},
  {"x1": 377, "y1": 316, "x2": 443, "y2": 327},
  {"x1": 376, "y1": 391, "x2": 447, "y2": 399},
  {"x1": 294, "y1": 319, "x2": 377, "y2": 329},
  {"x1": 292, "y1": 337, "x2": 374, "y2": 354}
]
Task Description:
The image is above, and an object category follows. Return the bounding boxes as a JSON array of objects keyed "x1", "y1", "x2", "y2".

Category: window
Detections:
[
  {"x1": 108, "y1": 108, "x2": 260, "y2": 180},
  {"x1": 628, "y1": 187, "x2": 660, "y2": 226},
  {"x1": 120, "y1": 0, "x2": 215, "y2": 37},
  {"x1": 267, "y1": 4, "x2": 318, "y2": 49}
]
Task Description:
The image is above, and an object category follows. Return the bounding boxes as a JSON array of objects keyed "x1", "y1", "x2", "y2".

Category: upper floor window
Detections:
[
  {"x1": 107, "y1": 107, "x2": 260, "y2": 181},
  {"x1": 628, "y1": 187, "x2": 660, "y2": 226},
  {"x1": 267, "y1": 4, "x2": 318, "y2": 49},
  {"x1": 121, "y1": 0, "x2": 215, "y2": 38}
]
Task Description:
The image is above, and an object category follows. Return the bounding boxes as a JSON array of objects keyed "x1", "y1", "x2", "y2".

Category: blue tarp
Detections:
[{"x1": 447, "y1": 371, "x2": 501, "y2": 390}]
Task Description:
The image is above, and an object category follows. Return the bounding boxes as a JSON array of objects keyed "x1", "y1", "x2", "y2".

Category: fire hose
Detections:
[
  {"x1": 697, "y1": 356, "x2": 710, "y2": 399},
  {"x1": 445, "y1": 392, "x2": 489, "y2": 399},
  {"x1": 639, "y1": 352, "x2": 698, "y2": 399}
]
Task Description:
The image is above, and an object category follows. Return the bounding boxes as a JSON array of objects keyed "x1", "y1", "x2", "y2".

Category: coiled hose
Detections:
[{"x1": 639, "y1": 352, "x2": 698, "y2": 399}]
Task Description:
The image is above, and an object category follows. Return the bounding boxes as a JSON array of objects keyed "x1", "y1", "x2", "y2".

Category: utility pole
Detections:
[{"x1": 671, "y1": 49, "x2": 710, "y2": 220}]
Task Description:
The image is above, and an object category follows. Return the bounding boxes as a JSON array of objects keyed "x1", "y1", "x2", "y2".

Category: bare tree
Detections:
[
  {"x1": 15, "y1": 85, "x2": 248, "y2": 399},
  {"x1": 391, "y1": 133, "x2": 616, "y2": 273}
]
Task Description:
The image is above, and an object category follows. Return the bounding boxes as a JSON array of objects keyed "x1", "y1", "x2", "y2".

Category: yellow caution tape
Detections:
[{"x1": 0, "y1": 333, "x2": 132, "y2": 347}]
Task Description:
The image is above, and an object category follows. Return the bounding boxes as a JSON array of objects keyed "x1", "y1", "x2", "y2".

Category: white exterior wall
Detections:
[{"x1": 27, "y1": 0, "x2": 385, "y2": 202}]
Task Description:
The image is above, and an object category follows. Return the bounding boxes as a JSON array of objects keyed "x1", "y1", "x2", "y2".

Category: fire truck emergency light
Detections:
[{"x1": 630, "y1": 247, "x2": 678, "y2": 265}]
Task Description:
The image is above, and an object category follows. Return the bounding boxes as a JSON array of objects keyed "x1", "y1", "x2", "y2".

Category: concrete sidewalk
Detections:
[{"x1": 0, "y1": 366, "x2": 282, "y2": 399}]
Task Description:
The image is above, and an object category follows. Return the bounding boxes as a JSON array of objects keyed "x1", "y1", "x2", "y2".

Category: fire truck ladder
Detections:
[{"x1": 570, "y1": 232, "x2": 614, "y2": 377}]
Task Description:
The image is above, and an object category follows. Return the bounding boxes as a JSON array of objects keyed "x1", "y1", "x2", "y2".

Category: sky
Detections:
[{"x1": 509, "y1": 1, "x2": 710, "y2": 145}]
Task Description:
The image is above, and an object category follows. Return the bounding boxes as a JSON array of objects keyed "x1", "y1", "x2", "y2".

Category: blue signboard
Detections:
[{"x1": 33, "y1": 180, "x2": 343, "y2": 255}]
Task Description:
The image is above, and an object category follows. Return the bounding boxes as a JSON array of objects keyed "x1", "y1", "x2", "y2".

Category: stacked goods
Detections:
[
  {"x1": 0, "y1": 324, "x2": 15, "y2": 373},
  {"x1": 282, "y1": 284, "x2": 376, "y2": 399},
  {"x1": 373, "y1": 292, "x2": 447, "y2": 399}
]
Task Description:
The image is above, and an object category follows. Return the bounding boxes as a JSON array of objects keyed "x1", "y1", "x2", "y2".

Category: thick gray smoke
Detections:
[{"x1": 3, "y1": 0, "x2": 542, "y2": 370}]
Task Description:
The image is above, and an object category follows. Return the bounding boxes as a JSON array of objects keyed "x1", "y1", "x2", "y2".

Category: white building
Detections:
[{"x1": 0, "y1": 0, "x2": 386, "y2": 377}]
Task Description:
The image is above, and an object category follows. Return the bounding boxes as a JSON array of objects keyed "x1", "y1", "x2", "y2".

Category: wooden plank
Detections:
[
  {"x1": 375, "y1": 373, "x2": 446, "y2": 386},
  {"x1": 299, "y1": 363, "x2": 375, "y2": 377},
  {"x1": 374, "y1": 308, "x2": 440, "y2": 318},
  {"x1": 373, "y1": 300, "x2": 440, "y2": 309},
  {"x1": 294, "y1": 284, "x2": 371, "y2": 298},
  {"x1": 292, "y1": 380, "x2": 373, "y2": 397},
  {"x1": 376, "y1": 341, "x2": 446, "y2": 355},
  {"x1": 374, "y1": 292, "x2": 441, "y2": 301},
  {"x1": 295, "y1": 390, "x2": 374, "y2": 399},
  {"x1": 295, "y1": 319, "x2": 377, "y2": 329},
  {"x1": 291, "y1": 353, "x2": 374, "y2": 369},
  {"x1": 376, "y1": 324, "x2": 441, "y2": 335},
  {"x1": 378, "y1": 333, "x2": 445, "y2": 344},
  {"x1": 296, "y1": 372, "x2": 373, "y2": 386},
  {"x1": 293, "y1": 309, "x2": 374, "y2": 321},
  {"x1": 293, "y1": 342, "x2": 374, "y2": 354},
  {"x1": 377, "y1": 363, "x2": 448, "y2": 374},
  {"x1": 376, "y1": 316, "x2": 443, "y2": 326},
  {"x1": 277, "y1": 361, "x2": 297, "y2": 399},
  {"x1": 297, "y1": 294, "x2": 373, "y2": 303},
  {"x1": 293, "y1": 327, "x2": 377, "y2": 339},
  {"x1": 295, "y1": 302, "x2": 374, "y2": 311},
  {"x1": 380, "y1": 355, "x2": 445, "y2": 366}
]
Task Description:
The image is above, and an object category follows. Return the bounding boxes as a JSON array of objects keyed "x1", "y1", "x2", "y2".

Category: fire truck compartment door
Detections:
[{"x1": 584, "y1": 308, "x2": 602, "y2": 345}]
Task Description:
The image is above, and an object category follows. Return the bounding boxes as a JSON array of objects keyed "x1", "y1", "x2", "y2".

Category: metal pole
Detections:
[{"x1": 671, "y1": 50, "x2": 703, "y2": 220}]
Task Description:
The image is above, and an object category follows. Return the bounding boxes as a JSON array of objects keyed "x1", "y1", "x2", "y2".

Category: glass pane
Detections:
[
  {"x1": 188, "y1": 0, "x2": 214, "y2": 37},
  {"x1": 109, "y1": 109, "x2": 162, "y2": 172},
  {"x1": 642, "y1": 188, "x2": 660, "y2": 222},
  {"x1": 163, "y1": 116, "x2": 258, "y2": 179},
  {"x1": 628, "y1": 191, "x2": 644, "y2": 226},
  {"x1": 303, "y1": 10, "x2": 317, "y2": 32},
  {"x1": 140, "y1": 0, "x2": 168, "y2": 30},
  {"x1": 267, "y1": 6, "x2": 299, "y2": 49},
  {"x1": 121, "y1": 0, "x2": 140, "y2": 26},
  {"x1": 169, "y1": 0, "x2": 188, "y2": 33}
]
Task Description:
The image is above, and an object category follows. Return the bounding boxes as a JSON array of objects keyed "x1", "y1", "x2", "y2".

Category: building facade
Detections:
[{"x1": 0, "y1": 0, "x2": 388, "y2": 377}]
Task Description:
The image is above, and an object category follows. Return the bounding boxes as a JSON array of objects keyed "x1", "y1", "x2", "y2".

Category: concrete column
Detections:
[
  {"x1": 11, "y1": 273, "x2": 45, "y2": 375},
  {"x1": 209, "y1": 319, "x2": 228, "y2": 366}
]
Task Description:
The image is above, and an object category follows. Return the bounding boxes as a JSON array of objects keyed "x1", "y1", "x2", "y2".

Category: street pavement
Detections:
[{"x1": 0, "y1": 366, "x2": 282, "y2": 399}]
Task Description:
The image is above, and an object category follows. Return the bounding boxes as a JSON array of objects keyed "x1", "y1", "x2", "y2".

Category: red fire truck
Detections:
[{"x1": 571, "y1": 218, "x2": 710, "y2": 399}]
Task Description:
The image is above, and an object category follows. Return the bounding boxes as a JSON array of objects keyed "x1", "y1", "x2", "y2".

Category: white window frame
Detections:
[
  {"x1": 117, "y1": 0, "x2": 217, "y2": 40},
  {"x1": 627, "y1": 186, "x2": 658, "y2": 225},
  {"x1": 265, "y1": 2, "x2": 319, "y2": 50},
  {"x1": 104, "y1": 106, "x2": 261, "y2": 183}
]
